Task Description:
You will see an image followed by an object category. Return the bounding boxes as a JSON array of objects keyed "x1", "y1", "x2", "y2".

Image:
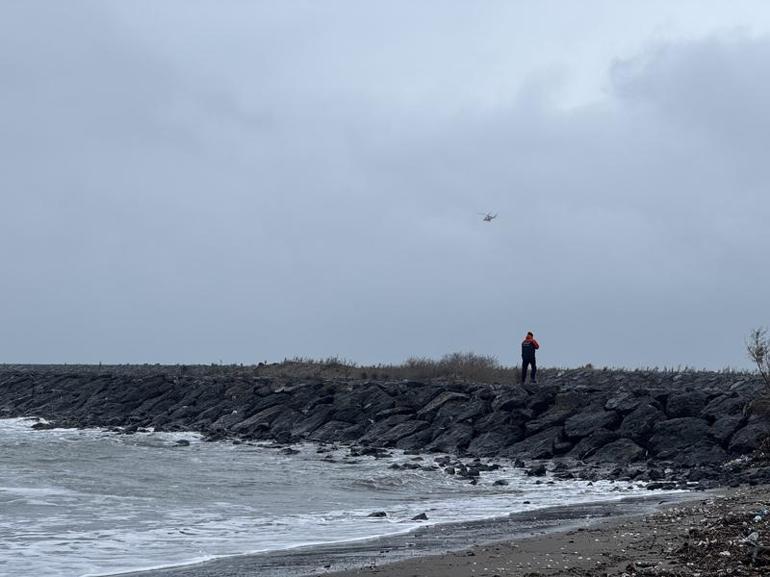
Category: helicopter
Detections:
[{"x1": 479, "y1": 212, "x2": 497, "y2": 222}]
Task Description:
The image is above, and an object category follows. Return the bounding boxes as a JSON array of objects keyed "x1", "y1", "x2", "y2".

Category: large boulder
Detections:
[
  {"x1": 290, "y1": 407, "x2": 334, "y2": 437},
  {"x1": 666, "y1": 390, "x2": 710, "y2": 418},
  {"x1": 466, "y1": 430, "x2": 524, "y2": 457},
  {"x1": 728, "y1": 418, "x2": 770, "y2": 454},
  {"x1": 504, "y1": 426, "x2": 563, "y2": 460},
  {"x1": 564, "y1": 409, "x2": 620, "y2": 439},
  {"x1": 209, "y1": 410, "x2": 248, "y2": 431},
  {"x1": 429, "y1": 423, "x2": 474, "y2": 453},
  {"x1": 398, "y1": 383, "x2": 444, "y2": 410},
  {"x1": 395, "y1": 427, "x2": 436, "y2": 451},
  {"x1": 268, "y1": 409, "x2": 302, "y2": 437},
  {"x1": 526, "y1": 385, "x2": 559, "y2": 414},
  {"x1": 475, "y1": 410, "x2": 528, "y2": 435},
  {"x1": 648, "y1": 417, "x2": 713, "y2": 458},
  {"x1": 330, "y1": 403, "x2": 367, "y2": 424},
  {"x1": 586, "y1": 438, "x2": 645, "y2": 463},
  {"x1": 308, "y1": 421, "x2": 363, "y2": 442},
  {"x1": 359, "y1": 414, "x2": 413, "y2": 444},
  {"x1": 525, "y1": 407, "x2": 574, "y2": 435},
  {"x1": 700, "y1": 394, "x2": 747, "y2": 421},
  {"x1": 568, "y1": 429, "x2": 618, "y2": 460},
  {"x1": 377, "y1": 420, "x2": 431, "y2": 446},
  {"x1": 710, "y1": 415, "x2": 746, "y2": 446},
  {"x1": 618, "y1": 404, "x2": 665, "y2": 442},
  {"x1": 452, "y1": 398, "x2": 491, "y2": 423},
  {"x1": 229, "y1": 406, "x2": 284, "y2": 433},
  {"x1": 604, "y1": 390, "x2": 644, "y2": 413},
  {"x1": 673, "y1": 443, "x2": 728, "y2": 467},
  {"x1": 432, "y1": 398, "x2": 488, "y2": 428},
  {"x1": 491, "y1": 385, "x2": 530, "y2": 411},
  {"x1": 360, "y1": 387, "x2": 397, "y2": 414},
  {"x1": 417, "y1": 391, "x2": 469, "y2": 417}
]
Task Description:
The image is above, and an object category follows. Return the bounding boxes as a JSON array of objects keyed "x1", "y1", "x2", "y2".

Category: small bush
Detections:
[{"x1": 747, "y1": 328, "x2": 770, "y2": 388}]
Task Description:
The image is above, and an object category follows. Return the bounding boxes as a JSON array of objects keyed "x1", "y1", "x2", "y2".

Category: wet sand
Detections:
[
  {"x1": 118, "y1": 493, "x2": 703, "y2": 577},
  {"x1": 326, "y1": 485, "x2": 770, "y2": 577}
]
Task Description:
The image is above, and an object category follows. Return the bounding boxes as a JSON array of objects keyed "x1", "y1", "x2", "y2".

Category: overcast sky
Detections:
[{"x1": 2, "y1": 2, "x2": 769, "y2": 369}]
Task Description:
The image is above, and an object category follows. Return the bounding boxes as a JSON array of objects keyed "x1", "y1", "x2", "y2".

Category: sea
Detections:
[{"x1": 1, "y1": 417, "x2": 673, "y2": 577}]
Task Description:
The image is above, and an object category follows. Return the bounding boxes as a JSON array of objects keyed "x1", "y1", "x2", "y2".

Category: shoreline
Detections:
[
  {"x1": 112, "y1": 492, "x2": 704, "y2": 577},
  {"x1": 325, "y1": 485, "x2": 770, "y2": 577}
]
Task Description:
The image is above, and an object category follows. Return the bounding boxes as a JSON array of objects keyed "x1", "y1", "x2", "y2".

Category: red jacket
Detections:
[{"x1": 521, "y1": 336, "x2": 540, "y2": 360}]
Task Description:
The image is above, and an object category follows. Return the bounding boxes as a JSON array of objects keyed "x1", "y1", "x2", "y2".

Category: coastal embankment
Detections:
[{"x1": 2, "y1": 364, "x2": 770, "y2": 487}]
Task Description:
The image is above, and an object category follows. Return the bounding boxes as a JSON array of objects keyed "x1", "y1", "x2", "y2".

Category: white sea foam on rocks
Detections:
[{"x1": 0, "y1": 417, "x2": 678, "y2": 577}]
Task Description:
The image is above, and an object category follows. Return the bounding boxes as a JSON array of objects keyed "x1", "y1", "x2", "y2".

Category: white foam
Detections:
[{"x1": 0, "y1": 418, "x2": 682, "y2": 577}]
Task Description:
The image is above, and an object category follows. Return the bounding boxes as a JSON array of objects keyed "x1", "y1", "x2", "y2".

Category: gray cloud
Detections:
[{"x1": 1, "y1": 3, "x2": 768, "y2": 368}]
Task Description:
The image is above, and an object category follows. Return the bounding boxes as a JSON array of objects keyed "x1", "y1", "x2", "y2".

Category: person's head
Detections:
[{"x1": 527, "y1": 331, "x2": 533, "y2": 338}]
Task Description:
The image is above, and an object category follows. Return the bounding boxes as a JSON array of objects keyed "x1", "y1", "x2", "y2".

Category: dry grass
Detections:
[{"x1": 262, "y1": 352, "x2": 520, "y2": 383}]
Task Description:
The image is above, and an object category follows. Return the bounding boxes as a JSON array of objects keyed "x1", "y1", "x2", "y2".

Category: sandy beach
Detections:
[
  {"x1": 325, "y1": 485, "x2": 770, "y2": 577},
  {"x1": 116, "y1": 492, "x2": 702, "y2": 577}
]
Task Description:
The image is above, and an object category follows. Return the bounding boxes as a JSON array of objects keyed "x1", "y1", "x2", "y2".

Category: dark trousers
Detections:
[{"x1": 521, "y1": 358, "x2": 537, "y2": 383}]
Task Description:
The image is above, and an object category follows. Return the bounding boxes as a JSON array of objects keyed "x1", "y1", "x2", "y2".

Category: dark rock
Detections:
[
  {"x1": 604, "y1": 390, "x2": 643, "y2": 413},
  {"x1": 568, "y1": 429, "x2": 618, "y2": 460},
  {"x1": 666, "y1": 390, "x2": 709, "y2": 418},
  {"x1": 710, "y1": 415, "x2": 746, "y2": 446},
  {"x1": 175, "y1": 439, "x2": 191, "y2": 446},
  {"x1": 524, "y1": 407, "x2": 573, "y2": 435},
  {"x1": 646, "y1": 481, "x2": 677, "y2": 490},
  {"x1": 417, "y1": 391, "x2": 469, "y2": 417},
  {"x1": 373, "y1": 420, "x2": 430, "y2": 446},
  {"x1": 493, "y1": 479, "x2": 509, "y2": 486},
  {"x1": 648, "y1": 418, "x2": 713, "y2": 458},
  {"x1": 526, "y1": 384, "x2": 559, "y2": 413},
  {"x1": 367, "y1": 511, "x2": 387, "y2": 518},
  {"x1": 450, "y1": 398, "x2": 491, "y2": 423},
  {"x1": 505, "y1": 426, "x2": 563, "y2": 460},
  {"x1": 429, "y1": 423, "x2": 474, "y2": 453},
  {"x1": 309, "y1": 421, "x2": 363, "y2": 442},
  {"x1": 586, "y1": 438, "x2": 645, "y2": 463},
  {"x1": 564, "y1": 409, "x2": 620, "y2": 439},
  {"x1": 374, "y1": 407, "x2": 414, "y2": 420},
  {"x1": 361, "y1": 387, "x2": 397, "y2": 414},
  {"x1": 466, "y1": 430, "x2": 524, "y2": 458},
  {"x1": 411, "y1": 512, "x2": 428, "y2": 521},
  {"x1": 553, "y1": 439, "x2": 573, "y2": 454},
  {"x1": 230, "y1": 406, "x2": 285, "y2": 434},
  {"x1": 526, "y1": 464, "x2": 547, "y2": 477},
  {"x1": 680, "y1": 443, "x2": 728, "y2": 467},
  {"x1": 394, "y1": 427, "x2": 435, "y2": 451},
  {"x1": 210, "y1": 410, "x2": 245, "y2": 431},
  {"x1": 729, "y1": 418, "x2": 770, "y2": 454},
  {"x1": 491, "y1": 385, "x2": 530, "y2": 411},
  {"x1": 618, "y1": 404, "x2": 666, "y2": 442},
  {"x1": 462, "y1": 467, "x2": 481, "y2": 478},
  {"x1": 475, "y1": 410, "x2": 528, "y2": 435},
  {"x1": 31, "y1": 421, "x2": 57, "y2": 430},
  {"x1": 359, "y1": 414, "x2": 414, "y2": 443},
  {"x1": 700, "y1": 393, "x2": 747, "y2": 421},
  {"x1": 268, "y1": 409, "x2": 303, "y2": 436}
]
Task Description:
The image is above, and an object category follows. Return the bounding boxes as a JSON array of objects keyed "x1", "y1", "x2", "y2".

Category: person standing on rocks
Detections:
[{"x1": 521, "y1": 331, "x2": 540, "y2": 384}]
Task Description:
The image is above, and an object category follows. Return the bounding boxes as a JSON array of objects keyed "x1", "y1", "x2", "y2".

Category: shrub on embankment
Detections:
[{"x1": 0, "y1": 364, "x2": 768, "y2": 473}]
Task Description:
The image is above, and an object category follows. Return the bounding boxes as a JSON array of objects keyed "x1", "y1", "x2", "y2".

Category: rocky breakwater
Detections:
[{"x1": 2, "y1": 365, "x2": 770, "y2": 485}]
